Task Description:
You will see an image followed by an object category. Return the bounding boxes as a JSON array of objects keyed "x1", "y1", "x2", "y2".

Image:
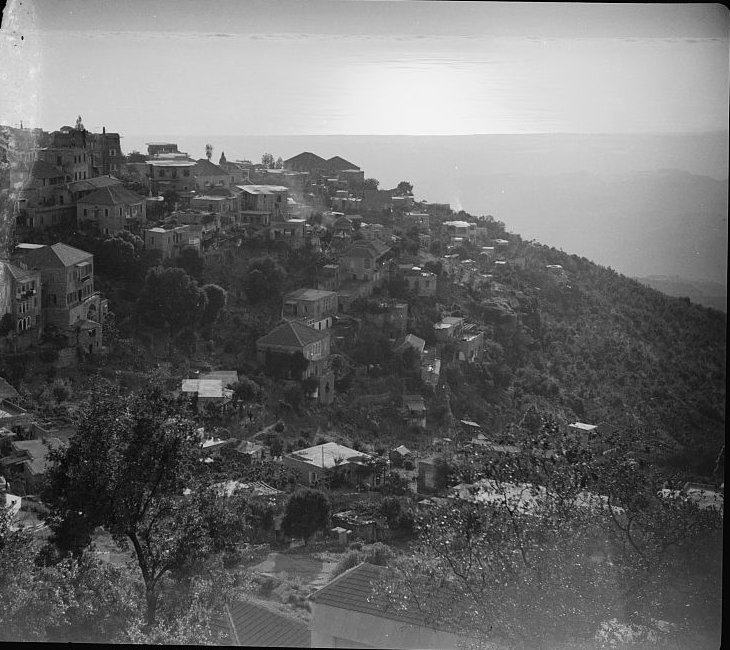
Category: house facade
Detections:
[
  {"x1": 256, "y1": 320, "x2": 334, "y2": 403},
  {"x1": 77, "y1": 185, "x2": 147, "y2": 235},
  {"x1": 283, "y1": 442, "x2": 374, "y2": 488},
  {"x1": 12, "y1": 243, "x2": 107, "y2": 338},
  {"x1": 282, "y1": 288, "x2": 338, "y2": 330},
  {"x1": 144, "y1": 225, "x2": 201, "y2": 260},
  {"x1": 147, "y1": 159, "x2": 197, "y2": 194},
  {"x1": 340, "y1": 241, "x2": 391, "y2": 283},
  {"x1": 0, "y1": 261, "x2": 43, "y2": 349}
]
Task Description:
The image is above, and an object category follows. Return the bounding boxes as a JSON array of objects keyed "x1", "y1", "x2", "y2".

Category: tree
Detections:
[
  {"x1": 98, "y1": 236, "x2": 136, "y2": 277},
  {"x1": 0, "y1": 313, "x2": 14, "y2": 337},
  {"x1": 126, "y1": 151, "x2": 148, "y2": 163},
  {"x1": 364, "y1": 178, "x2": 380, "y2": 191},
  {"x1": 378, "y1": 433, "x2": 723, "y2": 648},
  {"x1": 275, "y1": 157, "x2": 284, "y2": 169},
  {"x1": 51, "y1": 378, "x2": 71, "y2": 404},
  {"x1": 231, "y1": 377, "x2": 262, "y2": 403},
  {"x1": 166, "y1": 247, "x2": 204, "y2": 281},
  {"x1": 42, "y1": 385, "x2": 248, "y2": 627},
  {"x1": 136, "y1": 266, "x2": 208, "y2": 334},
  {"x1": 261, "y1": 153, "x2": 274, "y2": 168},
  {"x1": 201, "y1": 284, "x2": 227, "y2": 328},
  {"x1": 162, "y1": 190, "x2": 179, "y2": 215},
  {"x1": 281, "y1": 488, "x2": 330, "y2": 544},
  {"x1": 243, "y1": 257, "x2": 286, "y2": 304},
  {"x1": 205, "y1": 144, "x2": 213, "y2": 161},
  {"x1": 396, "y1": 181, "x2": 413, "y2": 196}
]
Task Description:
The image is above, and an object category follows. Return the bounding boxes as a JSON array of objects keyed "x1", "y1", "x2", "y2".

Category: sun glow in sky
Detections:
[{"x1": 1, "y1": 1, "x2": 728, "y2": 136}]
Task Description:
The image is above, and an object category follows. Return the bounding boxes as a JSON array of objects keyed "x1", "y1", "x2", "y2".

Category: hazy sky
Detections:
[{"x1": 1, "y1": 1, "x2": 728, "y2": 135}]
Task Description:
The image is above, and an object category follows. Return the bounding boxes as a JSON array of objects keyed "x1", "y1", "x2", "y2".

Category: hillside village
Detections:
[{"x1": 0, "y1": 120, "x2": 725, "y2": 648}]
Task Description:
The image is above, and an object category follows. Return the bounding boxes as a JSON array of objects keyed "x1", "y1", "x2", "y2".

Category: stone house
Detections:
[
  {"x1": 12, "y1": 243, "x2": 107, "y2": 340},
  {"x1": 403, "y1": 394, "x2": 427, "y2": 428},
  {"x1": 283, "y1": 442, "x2": 374, "y2": 488},
  {"x1": 282, "y1": 288, "x2": 338, "y2": 331},
  {"x1": 1, "y1": 261, "x2": 43, "y2": 349},
  {"x1": 256, "y1": 321, "x2": 334, "y2": 403},
  {"x1": 144, "y1": 225, "x2": 202, "y2": 259},
  {"x1": 0, "y1": 436, "x2": 65, "y2": 495},
  {"x1": 77, "y1": 185, "x2": 147, "y2": 235}
]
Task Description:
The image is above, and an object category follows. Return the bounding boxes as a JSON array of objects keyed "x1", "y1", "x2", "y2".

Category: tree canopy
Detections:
[
  {"x1": 42, "y1": 384, "x2": 248, "y2": 626},
  {"x1": 136, "y1": 266, "x2": 208, "y2": 333}
]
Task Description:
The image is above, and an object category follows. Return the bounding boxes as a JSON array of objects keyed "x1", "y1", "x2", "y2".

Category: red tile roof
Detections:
[
  {"x1": 215, "y1": 599, "x2": 310, "y2": 647},
  {"x1": 257, "y1": 320, "x2": 328, "y2": 350}
]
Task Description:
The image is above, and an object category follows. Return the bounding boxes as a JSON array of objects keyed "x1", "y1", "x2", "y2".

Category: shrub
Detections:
[
  {"x1": 332, "y1": 551, "x2": 361, "y2": 578},
  {"x1": 362, "y1": 542, "x2": 393, "y2": 566}
]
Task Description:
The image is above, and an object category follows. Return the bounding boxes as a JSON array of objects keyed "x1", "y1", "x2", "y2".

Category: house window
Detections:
[
  {"x1": 83, "y1": 208, "x2": 88, "y2": 216},
  {"x1": 105, "y1": 209, "x2": 109, "y2": 217}
]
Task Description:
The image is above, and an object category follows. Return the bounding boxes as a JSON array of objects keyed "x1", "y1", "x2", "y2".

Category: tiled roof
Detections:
[
  {"x1": 194, "y1": 158, "x2": 228, "y2": 176},
  {"x1": 310, "y1": 562, "x2": 430, "y2": 627},
  {"x1": 68, "y1": 175, "x2": 122, "y2": 192},
  {"x1": 2, "y1": 260, "x2": 36, "y2": 282},
  {"x1": 16, "y1": 243, "x2": 92, "y2": 268},
  {"x1": 284, "y1": 288, "x2": 337, "y2": 302},
  {"x1": 395, "y1": 334, "x2": 425, "y2": 355},
  {"x1": 0, "y1": 377, "x2": 20, "y2": 401},
  {"x1": 257, "y1": 320, "x2": 328, "y2": 349},
  {"x1": 217, "y1": 599, "x2": 310, "y2": 647},
  {"x1": 325, "y1": 155, "x2": 360, "y2": 171},
  {"x1": 77, "y1": 184, "x2": 144, "y2": 206},
  {"x1": 310, "y1": 562, "x2": 484, "y2": 640},
  {"x1": 287, "y1": 442, "x2": 371, "y2": 470},
  {"x1": 284, "y1": 151, "x2": 327, "y2": 170},
  {"x1": 8, "y1": 437, "x2": 65, "y2": 475}
]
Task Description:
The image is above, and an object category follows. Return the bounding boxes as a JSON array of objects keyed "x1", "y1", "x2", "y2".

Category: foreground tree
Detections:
[
  {"x1": 43, "y1": 385, "x2": 247, "y2": 626},
  {"x1": 378, "y1": 429, "x2": 723, "y2": 648}
]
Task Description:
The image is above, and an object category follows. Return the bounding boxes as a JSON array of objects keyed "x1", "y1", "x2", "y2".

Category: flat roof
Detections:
[
  {"x1": 569, "y1": 422, "x2": 598, "y2": 432},
  {"x1": 147, "y1": 159, "x2": 196, "y2": 167},
  {"x1": 237, "y1": 184, "x2": 289, "y2": 194}
]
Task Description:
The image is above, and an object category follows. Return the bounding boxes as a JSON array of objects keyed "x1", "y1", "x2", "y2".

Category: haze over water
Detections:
[{"x1": 3, "y1": 1, "x2": 728, "y2": 284}]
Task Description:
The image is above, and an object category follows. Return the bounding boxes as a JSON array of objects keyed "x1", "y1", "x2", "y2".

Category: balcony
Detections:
[{"x1": 15, "y1": 289, "x2": 37, "y2": 300}]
